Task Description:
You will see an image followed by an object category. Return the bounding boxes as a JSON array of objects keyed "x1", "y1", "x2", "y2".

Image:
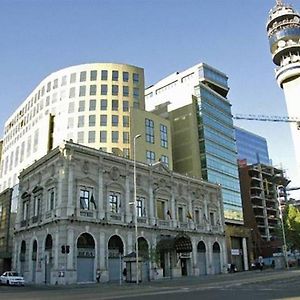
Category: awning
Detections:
[
  {"x1": 157, "y1": 235, "x2": 192, "y2": 253},
  {"x1": 174, "y1": 236, "x2": 192, "y2": 253}
]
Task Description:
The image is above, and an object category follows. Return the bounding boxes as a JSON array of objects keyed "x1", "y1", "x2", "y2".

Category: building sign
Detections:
[
  {"x1": 77, "y1": 248, "x2": 95, "y2": 258},
  {"x1": 231, "y1": 249, "x2": 241, "y2": 256},
  {"x1": 179, "y1": 253, "x2": 191, "y2": 259}
]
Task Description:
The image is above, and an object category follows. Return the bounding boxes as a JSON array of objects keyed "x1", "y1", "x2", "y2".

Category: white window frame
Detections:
[{"x1": 108, "y1": 192, "x2": 121, "y2": 214}]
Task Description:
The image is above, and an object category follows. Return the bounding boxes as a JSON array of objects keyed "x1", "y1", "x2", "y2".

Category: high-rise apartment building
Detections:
[
  {"x1": 266, "y1": 0, "x2": 300, "y2": 181},
  {"x1": 235, "y1": 127, "x2": 270, "y2": 165},
  {"x1": 146, "y1": 63, "x2": 242, "y2": 224},
  {"x1": 0, "y1": 63, "x2": 171, "y2": 192}
]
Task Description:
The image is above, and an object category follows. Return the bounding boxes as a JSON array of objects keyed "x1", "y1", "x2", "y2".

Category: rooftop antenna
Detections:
[{"x1": 276, "y1": 0, "x2": 284, "y2": 5}]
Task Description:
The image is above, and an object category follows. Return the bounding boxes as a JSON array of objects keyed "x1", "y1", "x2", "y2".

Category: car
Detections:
[{"x1": 0, "y1": 271, "x2": 25, "y2": 286}]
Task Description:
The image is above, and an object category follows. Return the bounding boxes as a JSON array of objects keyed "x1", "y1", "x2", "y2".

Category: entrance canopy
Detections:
[{"x1": 157, "y1": 234, "x2": 192, "y2": 253}]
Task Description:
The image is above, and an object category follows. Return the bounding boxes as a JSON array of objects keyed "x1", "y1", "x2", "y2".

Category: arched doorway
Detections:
[
  {"x1": 77, "y1": 233, "x2": 95, "y2": 282},
  {"x1": 20, "y1": 241, "x2": 26, "y2": 276},
  {"x1": 138, "y1": 237, "x2": 149, "y2": 281},
  {"x1": 44, "y1": 234, "x2": 53, "y2": 284},
  {"x1": 212, "y1": 242, "x2": 221, "y2": 274},
  {"x1": 197, "y1": 241, "x2": 207, "y2": 275},
  {"x1": 108, "y1": 235, "x2": 124, "y2": 282},
  {"x1": 32, "y1": 240, "x2": 37, "y2": 282},
  {"x1": 174, "y1": 235, "x2": 192, "y2": 276}
]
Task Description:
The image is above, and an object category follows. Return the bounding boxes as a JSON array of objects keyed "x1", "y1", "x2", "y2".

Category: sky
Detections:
[{"x1": 0, "y1": 0, "x2": 299, "y2": 191}]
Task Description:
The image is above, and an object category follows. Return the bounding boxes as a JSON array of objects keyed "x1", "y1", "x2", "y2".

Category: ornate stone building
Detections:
[{"x1": 13, "y1": 141, "x2": 226, "y2": 284}]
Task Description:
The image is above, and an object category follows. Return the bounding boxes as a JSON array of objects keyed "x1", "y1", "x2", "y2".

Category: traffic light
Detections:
[{"x1": 61, "y1": 245, "x2": 66, "y2": 254}]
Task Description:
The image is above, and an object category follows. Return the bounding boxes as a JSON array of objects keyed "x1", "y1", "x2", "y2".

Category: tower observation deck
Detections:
[{"x1": 267, "y1": 0, "x2": 300, "y2": 86}]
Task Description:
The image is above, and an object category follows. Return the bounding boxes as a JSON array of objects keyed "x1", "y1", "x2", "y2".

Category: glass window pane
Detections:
[
  {"x1": 80, "y1": 71, "x2": 86, "y2": 82},
  {"x1": 100, "y1": 115, "x2": 107, "y2": 126},
  {"x1": 112, "y1": 100, "x2": 118, "y2": 111},
  {"x1": 123, "y1": 101, "x2": 129, "y2": 112},
  {"x1": 101, "y1": 70, "x2": 108, "y2": 80},
  {"x1": 112, "y1": 131, "x2": 119, "y2": 143},
  {"x1": 90, "y1": 70, "x2": 97, "y2": 81},
  {"x1": 123, "y1": 72, "x2": 129, "y2": 82},
  {"x1": 90, "y1": 85, "x2": 97, "y2": 96},
  {"x1": 101, "y1": 85, "x2": 107, "y2": 95},
  {"x1": 100, "y1": 131, "x2": 107, "y2": 142},
  {"x1": 79, "y1": 86, "x2": 86, "y2": 97},
  {"x1": 112, "y1": 70, "x2": 118, "y2": 81},
  {"x1": 89, "y1": 99, "x2": 96, "y2": 111},
  {"x1": 112, "y1": 115, "x2": 119, "y2": 126},
  {"x1": 101, "y1": 99, "x2": 107, "y2": 110}
]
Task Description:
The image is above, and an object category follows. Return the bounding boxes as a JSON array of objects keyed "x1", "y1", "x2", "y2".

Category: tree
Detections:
[{"x1": 283, "y1": 204, "x2": 300, "y2": 250}]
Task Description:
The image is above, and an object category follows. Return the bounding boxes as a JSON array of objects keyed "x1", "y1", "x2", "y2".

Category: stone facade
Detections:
[{"x1": 13, "y1": 141, "x2": 226, "y2": 284}]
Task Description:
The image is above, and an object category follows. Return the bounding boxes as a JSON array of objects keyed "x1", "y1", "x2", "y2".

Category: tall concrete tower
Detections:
[{"x1": 267, "y1": 0, "x2": 300, "y2": 185}]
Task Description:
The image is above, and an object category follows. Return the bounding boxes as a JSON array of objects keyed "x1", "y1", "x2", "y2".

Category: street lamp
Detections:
[
  {"x1": 277, "y1": 185, "x2": 289, "y2": 269},
  {"x1": 133, "y1": 134, "x2": 141, "y2": 284}
]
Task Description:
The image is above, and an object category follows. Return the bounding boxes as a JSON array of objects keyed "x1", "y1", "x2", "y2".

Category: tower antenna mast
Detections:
[{"x1": 276, "y1": 0, "x2": 284, "y2": 6}]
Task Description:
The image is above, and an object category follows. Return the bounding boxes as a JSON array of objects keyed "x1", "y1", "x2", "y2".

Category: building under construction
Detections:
[{"x1": 238, "y1": 161, "x2": 288, "y2": 258}]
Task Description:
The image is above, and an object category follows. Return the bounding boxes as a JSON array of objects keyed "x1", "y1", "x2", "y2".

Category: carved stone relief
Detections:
[{"x1": 109, "y1": 166, "x2": 120, "y2": 181}]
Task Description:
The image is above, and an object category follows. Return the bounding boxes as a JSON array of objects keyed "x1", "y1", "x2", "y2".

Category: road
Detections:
[{"x1": 1, "y1": 269, "x2": 300, "y2": 300}]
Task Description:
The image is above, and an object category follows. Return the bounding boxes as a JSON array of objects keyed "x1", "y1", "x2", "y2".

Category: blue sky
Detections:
[{"x1": 0, "y1": 0, "x2": 299, "y2": 187}]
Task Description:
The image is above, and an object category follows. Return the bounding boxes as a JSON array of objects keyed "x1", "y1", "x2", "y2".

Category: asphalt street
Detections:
[{"x1": 1, "y1": 269, "x2": 300, "y2": 300}]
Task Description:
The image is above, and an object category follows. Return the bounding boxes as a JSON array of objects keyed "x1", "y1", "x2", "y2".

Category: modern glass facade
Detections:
[
  {"x1": 195, "y1": 65, "x2": 243, "y2": 222},
  {"x1": 145, "y1": 63, "x2": 243, "y2": 223},
  {"x1": 235, "y1": 127, "x2": 270, "y2": 165}
]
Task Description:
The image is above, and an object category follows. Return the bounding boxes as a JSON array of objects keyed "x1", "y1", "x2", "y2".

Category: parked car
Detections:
[{"x1": 0, "y1": 271, "x2": 25, "y2": 286}]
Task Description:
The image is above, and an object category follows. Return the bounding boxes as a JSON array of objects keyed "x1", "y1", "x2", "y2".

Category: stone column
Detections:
[
  {"x1": 188, "y1": 187, "x2": 194, "y2": 229},
  {"x1": 67, "y1": 162, "x2": 74, "y2": 216},
  {"x1": 54, "y1": 230, "x2": 59, "y2": 270},
  {"x1": 98, "y1": 164, "x2": 105, "y2": 219},
  {"x1": 128, "y1": 231, "x2": 133, "y2": 252},
  {"x1": 203, "y1": 193, "x2": 209, "y2": 231},
  {"x1": 148, "y1": 172, "x2": 155, "y2": 225},
  {"x1": 191, "y1": 238, "x2": 198, "y2": 276},
  {"x1": 221, "y1": 238, "x2": 228, "y2": 273},
  {"x1": 170, "y1": 193, "x2": 176, "y2": 227},
  {"x1": 125, "y1": 168, "x2": 131, "y2": 223},
  {"x1": 57, "y1": 165, "x2": 64, "y2": 217},
  {"x1": 242, "y1": 237, "x2": 249, "y2": 271},
  {"x1": 207, "y1": 239, "x2": 212, "y2": 275},
  {"x1": 12, "y1": 241, "x2": 18, "y2": 272},
  {"x1": 67, "y1": 228, "x2": 74, "y2": 269},
  {"x1": 99, "y1": 232, "x2": 106, "y2": 269},
  {"x1": 149, "y1": 184, "x2": 155, "y2": 225}
]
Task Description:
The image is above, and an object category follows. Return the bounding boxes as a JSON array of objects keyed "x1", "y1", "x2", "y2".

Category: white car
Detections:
[{"x1": 0, "y1": 271, "x2": 25, "y2": 286}]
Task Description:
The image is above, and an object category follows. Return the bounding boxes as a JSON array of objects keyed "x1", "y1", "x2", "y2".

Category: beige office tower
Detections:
[{"x1": 0, "y1": 63, "x2": 172, "y2": 192}]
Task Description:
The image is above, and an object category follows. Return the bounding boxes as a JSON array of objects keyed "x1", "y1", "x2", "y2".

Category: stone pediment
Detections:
[
  {"x1": 21, "y1": 191, "x2": 31, "y2": 199},
  {"x1": 152, "y1": 161, "x2": 171, "y2": 175},
  {"x1": 32, "y1": 185, "x2": 43, "y2": 194},
  {"x1": 45, "y1": 177, "x2": 57, "y2": 187},
  {"x1": 77, "y1": 176, "x2": 97, "y2": 186}
]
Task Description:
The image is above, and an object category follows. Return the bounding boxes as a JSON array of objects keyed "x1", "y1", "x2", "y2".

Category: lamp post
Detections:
[
  {"x1": 133, "y1": 134, "x2": 141, "y2": 284},
  {"x1": 277, "y1": 185, "x2": 289, "y2": 269}
]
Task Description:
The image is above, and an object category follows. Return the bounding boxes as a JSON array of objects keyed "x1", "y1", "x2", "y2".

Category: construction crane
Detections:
[{"x1": 233, "y1": 114, "x2": 300, "y2": 129}]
